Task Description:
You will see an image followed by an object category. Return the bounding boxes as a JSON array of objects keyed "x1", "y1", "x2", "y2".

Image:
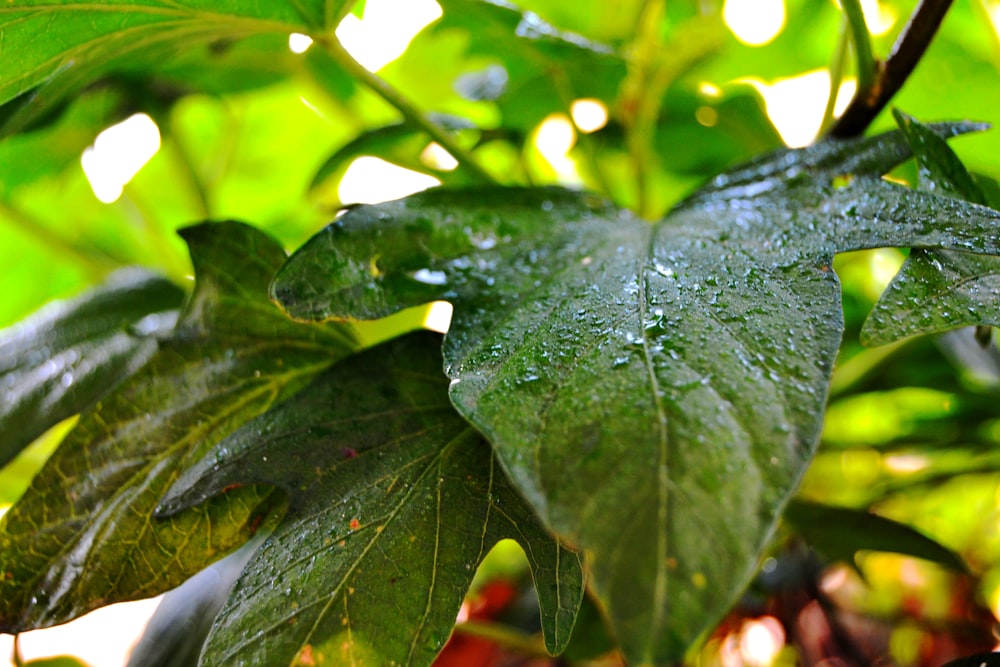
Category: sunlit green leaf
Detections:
[
  {"x1": 0, "y1": 222, "x2": 355, "y2": 632},
  {"x1": 0, "y1": 0, "x2": 351, "y2": 135},
  {"x1": 160, "y1": 331, "x2": 584, "y2": 666},
  {"x1": 0, "y1": 267, "x2": 183, "y2": 469},
  {"x1": 271, "y1": 126, "x2": 1000, "y2": 664}
]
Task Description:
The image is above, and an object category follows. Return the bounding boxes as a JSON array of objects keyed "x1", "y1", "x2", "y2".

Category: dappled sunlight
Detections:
[
  {"x1": 287, "y1": 32, "x2": 313, "y2": 53},
  {"x1": 743, "y1": 70, "x2": 856, "y2": 148},
  {"x1": 723, "y1": 0, "x2": 786, "y2": 46},
  {"x1": 571, "y1": 98, "x2": 609, "y2": 133},
  {"x1": 0, "y1": 597, "x2": 162, "y2": 667},
  {"x1": 336, "y1": 0, "x2": 442, "y2": 72},
  {"x1": 534, "y1": 114, "x2": 581, "y2": 184},
  {"x1": 80, "y1": 113, "x2": 160, "y2": 204},
  {"x1": 338, "y1": 156, "x2": 441, "y2": 204}
]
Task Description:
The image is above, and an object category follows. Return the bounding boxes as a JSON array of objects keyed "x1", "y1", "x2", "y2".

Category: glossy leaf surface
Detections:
[
  {"x1": 862, "y1": 111, "x2": 1000, "y2": 346},
  {"x1": 0, "y1": 268, "x2": 183, "y2": 468},
  {"x1": 0, "y1": 0, "x2": 352, "y2": 135},
  {"x1": 161, "y1": 331, "x2": 584, "y2": 666},
  {"x1": 0, "y1": 222, "x2": 355, "y2": 632},
  {"x1": 272, "y1": 126, "x2": 1000, "y2": 665}
]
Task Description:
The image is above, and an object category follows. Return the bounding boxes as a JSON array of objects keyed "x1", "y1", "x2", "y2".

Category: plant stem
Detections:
[
  {"x1": 830, "y1": 0, "x2": 955, "y2": 138},
  {"x1": 0, "y1": 199, "x2": 116, "y2": 278},
  {"x1": 820, "y1": 17, "x2": 851, "y2": 135},
  {"x1": 453, "y1": 620, "x2": 550, "y2": 658},
  {"x1": 319, "y1": 37, "x2": 499, "y2": 185},
  {"x1": 840, "y1": 0, "x2": 877, "y2": 95}
]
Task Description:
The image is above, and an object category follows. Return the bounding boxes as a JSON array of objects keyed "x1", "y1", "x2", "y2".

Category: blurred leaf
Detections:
[
  {"x1": 310, "y1": 115, "x2": 476, "y2": 195},
  {"x1": 0, "y1": 0, "x2": 349, "y2": 136},
  {"x1": 0, "y1": 222, "x2": 356, "y2": 632},
  {"x1": 271, "y1": 125, "x2": 1000, "y2": 664},
  {"x1": 784, "y1": 500, "x2": 969, "y2": 573},
  {"x1": 22, "y1": 657, "x2": 89, "y2": 667},
  {"x1": 863, "y1": 111, "x2": 1000, "y2": 346},
  {"x1": 0, "y1": 267, "x2": 183, "y2": 469},
  {"x1": 160, "y1": 331, "x2": 584, "y2": 666}
]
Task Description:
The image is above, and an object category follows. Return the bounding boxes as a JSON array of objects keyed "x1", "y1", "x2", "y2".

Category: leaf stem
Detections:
[
  {"x1": 0, "y1": 199, "x2": 116, "y2": 278},
  {"x1": 820, "y1": 17, "x2": 851, "y2": 135},
  {"x1": 453, "y1": 620, "x2": 550, "y2": 658},
  {"x1": 830, "y1": 0, "x2": 956, "y2": 138},
  {"x1": 840, "y1": 0, "x2": 877, "y2": 95},
  {"x1": 319, "y1": 37, "x2": 499, "y2": 185}
]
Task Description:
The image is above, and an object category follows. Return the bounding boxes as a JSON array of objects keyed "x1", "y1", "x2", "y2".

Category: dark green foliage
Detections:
[{"x1": 2, "y1": 2, "x2": 1000, "y2": 666}]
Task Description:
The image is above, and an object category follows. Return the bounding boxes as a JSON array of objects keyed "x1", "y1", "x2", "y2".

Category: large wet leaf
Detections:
[
  {"x1": 0, "y1": 268, "x2": 183, "y2": 469},
  {"x1": 862, "y1": 111, "x2": 1000, "y2": 346},
  {"x1": 271, "y1": 126, "x2": 1000, "y2": 664},
  {"x1": 159, "y1": 331, "x2": 584, "y2": 666},
  {"x1": 0, "y1": 222, "x2": 356, "y2": 632},
  {"x1": 0, "y1": 0, "x2": 353, "y2": 135}
]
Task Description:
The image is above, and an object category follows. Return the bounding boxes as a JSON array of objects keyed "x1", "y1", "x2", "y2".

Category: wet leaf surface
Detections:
[
  {"x1": 271, "y1": 126, "x2": 1000, "y2": 665},
  {"x1": 0, "y1": 268, "x2": 183, "y2": 468},
  {"x1": 0, "y1": 222, "x2": 355, "y2": 632},
  {"x1": 161, "y1": 331, "x2": 584, "y2": 667},
  {"x1": 863, "y1": 111, "x2": 1000, "y2": 346}
]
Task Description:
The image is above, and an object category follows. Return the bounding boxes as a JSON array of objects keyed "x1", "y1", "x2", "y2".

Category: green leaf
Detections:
[
  {"x1": 862, "y1": 111, "x2": 1000, "y2": 346},
  {"x1": 0, "y1": 222, "x2": 356, "y2": 632},
  {"x1": 0, "y1": 268, "x2": 183, "y2": 469},
  {"x1": 310, "y1": 115, "x2": 477, "y2": 195},
  {"x1": 784, "y1": 500, "x2": 969, "y2": 573},
  {"x1": 270, "y1": 125, "x2": 1000, "y2": 664},
  {"x1": 0, "y1": 0, "x2": 347, "y2": 135},
  {"x1": 159, "y1": 331, "x2": 584, "y2": 666}
]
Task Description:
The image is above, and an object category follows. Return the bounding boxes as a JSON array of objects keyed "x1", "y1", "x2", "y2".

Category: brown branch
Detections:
[{"x1": 830, "y1": 0, "x2": 955, "y2": 138}]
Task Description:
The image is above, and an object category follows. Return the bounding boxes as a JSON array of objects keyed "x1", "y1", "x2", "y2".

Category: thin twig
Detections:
[
  {"x1": 319, "y1": 37, "x2": 499, "y2": 185},
  {"x1": 0, "y1": 199, "x2": 116, "y2": 278},
  {"x1": 840, "y1": 0, "x2": 877, "y2": 94},
  {"x1": 830, "y1": 0, "x2": 955, "y2": 138},
  {"x1": 820, "y1": 18, "x2": 851, "y2": 135}
]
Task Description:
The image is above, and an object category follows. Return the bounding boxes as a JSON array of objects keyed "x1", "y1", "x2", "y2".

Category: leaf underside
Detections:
[
  {"x1": 271, "y1": 125, "x2": 1000, "y2": 664},
  {"x1": 161, "y1": 331, "x2": 584, "y2": 667},
  {"x1": 0, "y1": 267, "x2": 184, "y2": 469},
  {"x1": 0, "y1": 222, "x2": 355, "y2": 632}
]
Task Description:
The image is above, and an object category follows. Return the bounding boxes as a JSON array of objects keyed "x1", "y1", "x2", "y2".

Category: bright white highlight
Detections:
[
  {"x1": 570, "y1": 98, "x2": 609, "y2": 133},
  {"x1": 861, "y1": 0, "x2": 896, "y2": 36},
  {"x1": 746, "y1": 69, "x2": 831, "y2": 147},
  {"x1": 420, "y1": 142, "x2": 459, "y2": 171},
  {"x1": 723, "y1": 0, "x2": 786, "y2": 46},
  {"x1": 81, "y1": 113, "x2": 160, "y2": 204},
  {"x1": 739, "y1": 616, "x2": 785, "y2": 667},
  {"x1": 423, "y1": 301, "x2": 454, "y2": 333},
  {"x1": 288, "y1": 32, "x2": 314, "y2": 54},
  {"x1": 534, "y1": 114, "x2": 580, "y2": 183},
  {"x1": 336, "y1": 0, "x2": 442, "y2": 71},
  {"x1": 338, "y1": 156, "x2": 440, "y2": 205},
  {"x1": 0, "y1": 597, "x2": 162, "y2": 666}
]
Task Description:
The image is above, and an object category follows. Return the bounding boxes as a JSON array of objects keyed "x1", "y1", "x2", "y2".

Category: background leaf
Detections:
[
  {"x1": 0, "y1": 267, "x2": 183, "y2": 468},
  {"x1": 271, "y1": 126, "x2": 1000, "y2": 665},
  {"x1": 0, "y1": 222, "x2": 355, "y2": 632},
  {"x1": 160, "y1": 331, "x2": 584, "y2": 666},
  {"x1": 0, "y1": 0, "x2": 349, "y2": 135},
  {"x1": 784, "y1": 500, "x2": 969, "y2": 573}
]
